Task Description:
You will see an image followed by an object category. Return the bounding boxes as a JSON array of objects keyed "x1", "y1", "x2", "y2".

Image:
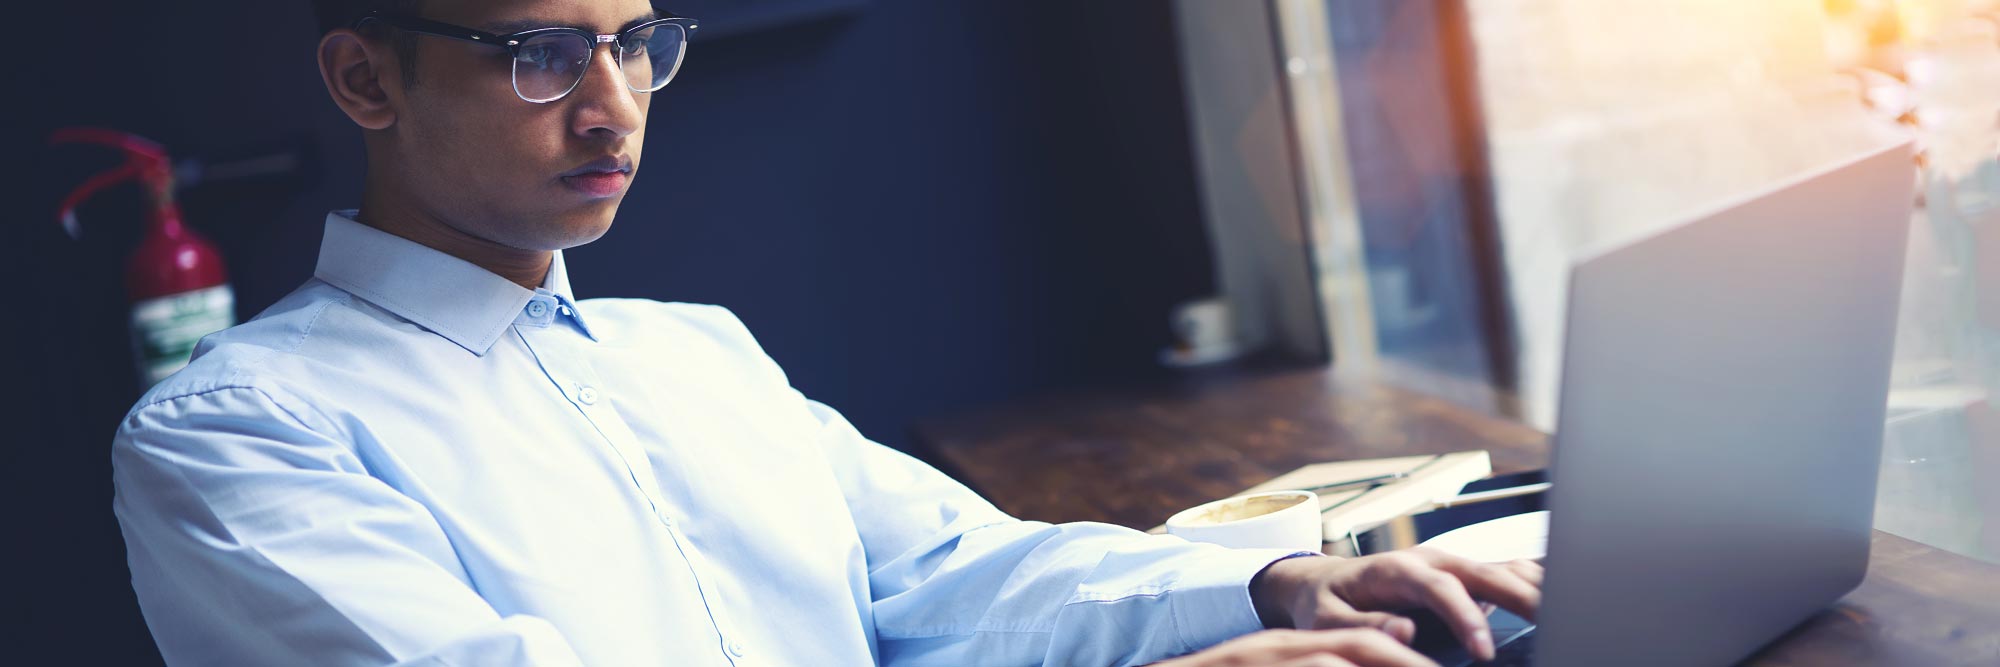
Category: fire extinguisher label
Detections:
[{"x1": 132, "y1": 285, "x2": 237, "y2": 386}]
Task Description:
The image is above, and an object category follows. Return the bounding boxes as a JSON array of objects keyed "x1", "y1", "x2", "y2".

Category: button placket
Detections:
[
  {"x1": 652, "y1": 523, "x2": 746, "y2": 665},
  {"x1": 513, "y1": 327, "x2": 744, "y2": 663},
  {"x1": 654, "y1": 521, "x2": 751, "y2": 665},
  {"x1": 511, "y1": 326, "x2": 669, "y2": 516}
]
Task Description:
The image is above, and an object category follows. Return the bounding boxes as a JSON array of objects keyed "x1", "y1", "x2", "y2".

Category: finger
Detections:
[
  {"x1": 1405, "y1": 567, "x2": 1496, "y2": 662},
  {"x1": 1408, "y1": 550, "x2": 1541, "y2": 620},
  {"x1": 1433, "y1": 559, "x2": 1542, "y2": 622},
  {"x1": 1307, "y1": 609, "x2": 1417, "y2": 645},
  {"x1": 1250, "y1": 628, "x2": 1434, "y2": 665},
  {"x1": 1274, "y1": 655, "x2": 1358, "y2": 667},
  {"x1": 1228, "y1": 629, "x2": 1359, "y2": 660},
  {"x1": 1316, "y1": 628, "x2": 1440, "y2": 667},
  {"x1": 1505, "y1": 558, "x2": 1544, "y2": 586},
  {"x1": 1294, "y1": 588, "x2": 1359, "y2": 631}
]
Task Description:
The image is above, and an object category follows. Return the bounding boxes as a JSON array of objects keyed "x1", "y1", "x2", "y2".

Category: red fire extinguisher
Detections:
[{"x1": 52, "y1": 127, "x2": 235, "y2": 387}]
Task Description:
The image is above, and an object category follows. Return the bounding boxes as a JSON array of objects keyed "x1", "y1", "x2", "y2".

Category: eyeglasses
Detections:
[{"x1": 353, "y1": 11, "x2": 698, "y2": 104}]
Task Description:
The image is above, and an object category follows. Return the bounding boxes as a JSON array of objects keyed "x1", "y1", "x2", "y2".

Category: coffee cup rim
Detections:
[{"x1": 1165, "y1": 490, "x2": 1318, "y2": 529}]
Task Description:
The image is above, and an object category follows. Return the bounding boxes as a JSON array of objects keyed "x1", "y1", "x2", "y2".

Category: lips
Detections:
[{"x1": 559, "y1": 156, "x2": 633, "y2": 198}]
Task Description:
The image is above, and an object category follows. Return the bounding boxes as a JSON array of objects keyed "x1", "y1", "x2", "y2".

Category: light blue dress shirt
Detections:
[{"x1": 112, "y1": 211, "x2": 1306, "y2": 666}]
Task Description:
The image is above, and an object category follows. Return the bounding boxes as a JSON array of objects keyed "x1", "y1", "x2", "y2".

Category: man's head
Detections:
[{"x1": 314, "y1": 0, "x2": 664, "y2": 253}]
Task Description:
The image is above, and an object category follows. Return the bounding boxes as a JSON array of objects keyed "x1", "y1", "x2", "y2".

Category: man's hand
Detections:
[
  {"x1": 1148, "y1": 628, "x2": 1439, "y2": 667},
  {"x1": 1248, "y1": 548, "x2": 1543, "y2": 662}
]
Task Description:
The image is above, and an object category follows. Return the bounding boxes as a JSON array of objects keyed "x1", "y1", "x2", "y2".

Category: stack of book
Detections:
[{"x1": 1151, "y1": 451, "x2": 1493, "y2": 549}]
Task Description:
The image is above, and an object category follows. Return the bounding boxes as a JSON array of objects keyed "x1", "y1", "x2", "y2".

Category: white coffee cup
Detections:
[
  {"x1": 1172, "y1": 298, "x2": 1235, "y2": 352},
  {"x1": 1165, "y1": 490, "x2": 1324, "y2": 553}
]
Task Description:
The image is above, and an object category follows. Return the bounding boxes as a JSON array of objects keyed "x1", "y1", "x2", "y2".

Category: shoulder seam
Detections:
[
  {"x1": 282, "y1": 290, "x2": 346, "y2": 354},
  {"x1": 131, "y1": 289, "x2": 346, "y2": 413},
  {"x1": 125, "y1": 383, "x2": 334, "y2": 440}
]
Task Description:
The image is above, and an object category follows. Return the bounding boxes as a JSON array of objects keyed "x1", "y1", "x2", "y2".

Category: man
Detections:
[{"x1": 111, "y1": 1, "x2": 1542, "y2": 665}]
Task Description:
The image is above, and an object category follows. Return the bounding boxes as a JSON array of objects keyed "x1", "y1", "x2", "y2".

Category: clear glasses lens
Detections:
[
  {"x1": 621, "y1": 23, "x2": 688, "y2": 93},
  {"x1": 512, "y1": 33, "x2": 594, "y2": 103},
  {"x1": 508, "y1": 23, "x2": 689, "y2": 103}
]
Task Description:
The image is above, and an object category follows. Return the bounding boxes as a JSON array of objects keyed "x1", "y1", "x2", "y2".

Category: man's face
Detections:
[{"x1": 384, "y1": 0, "x2": 657, "y2": 252}]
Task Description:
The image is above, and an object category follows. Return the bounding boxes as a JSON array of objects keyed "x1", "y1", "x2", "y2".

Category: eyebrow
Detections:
[{"x1": 483, "y1": 10, "x2": 661, "y2": 36}]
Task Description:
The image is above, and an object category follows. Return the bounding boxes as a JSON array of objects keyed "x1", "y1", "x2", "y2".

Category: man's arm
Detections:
[
  {"x1": 810, "y1": 399, "x2": 1542, "y2": 667},
  {"x1": 690, "y1": 304, "x2": 1536, "y2": 666},
  {"x1": 113, "y1": 384, "x2": 582, "y2": 666},
  {"x1": 805, "y1": 398, "x2": 1306, "y2": 667}
]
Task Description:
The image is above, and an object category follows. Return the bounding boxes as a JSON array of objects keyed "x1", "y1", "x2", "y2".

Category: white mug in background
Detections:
[
  {"x1": 1172, "y1": 298, "x2": 1234, "y2": 351},
  {"x1": 1162, "y1": 297, "x2": 1245, "y2": 367},
  {"x1": 1165, "y1": 490, "x2": 1323, "y2": 553}
]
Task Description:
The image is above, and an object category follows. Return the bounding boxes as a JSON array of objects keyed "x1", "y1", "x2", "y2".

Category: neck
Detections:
[{"x1": 355, "y1": 187, "x2": 550, "y2": 291}]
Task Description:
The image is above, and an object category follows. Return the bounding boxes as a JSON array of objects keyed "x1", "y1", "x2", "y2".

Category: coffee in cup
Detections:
[{"x1": 1165, "y1": 490, "x2": 1323, "y2": 552}]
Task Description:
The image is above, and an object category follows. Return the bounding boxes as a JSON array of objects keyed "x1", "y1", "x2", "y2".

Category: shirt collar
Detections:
[{"x1": 313, "y1": 210, "x2": 596, "y2": 355}]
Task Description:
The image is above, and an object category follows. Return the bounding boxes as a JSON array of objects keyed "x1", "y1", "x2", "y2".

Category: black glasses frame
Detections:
[{"x1": 351, "y1": 11, "x2": 700, "y2": 103}]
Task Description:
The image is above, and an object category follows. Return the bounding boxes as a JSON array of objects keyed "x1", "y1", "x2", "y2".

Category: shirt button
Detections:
[
  {"x1": 526, "y1": 301, "x2": 549, "y2": 318},
  {"x1": 558, "y1": 305, "x2": 573, "y2": 316},
  {"x1": 727, "y1": 641, "x2": 746, "y2": 657},
  {"x1": 577, "y1": 386, "x2": 599, "y2": 405}
]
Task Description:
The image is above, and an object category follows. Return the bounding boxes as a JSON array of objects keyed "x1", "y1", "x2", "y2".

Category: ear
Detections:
[{"x1": 317, "y1": 29, "x2": 401, "y2": 131}]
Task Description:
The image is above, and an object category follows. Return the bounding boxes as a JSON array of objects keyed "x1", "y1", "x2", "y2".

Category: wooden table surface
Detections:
[{"x1": 912, "y1": 365, "x2": 2000, "y2": 666}]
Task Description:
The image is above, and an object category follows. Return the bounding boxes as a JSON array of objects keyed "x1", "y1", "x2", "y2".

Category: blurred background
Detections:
[{"x1": 6, "y1": 0, "x2": 1999, "y2": 662}]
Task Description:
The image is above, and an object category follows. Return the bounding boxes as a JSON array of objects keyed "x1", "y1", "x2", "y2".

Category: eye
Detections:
[{"x1": 517, "y1": 43, "x2": 555, "y2": 67}]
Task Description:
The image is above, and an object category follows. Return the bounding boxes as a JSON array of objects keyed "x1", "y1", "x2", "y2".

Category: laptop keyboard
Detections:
[
  {"x1": 1411, "y1": 606, "x2": 1538, "y2": 667},
  {"x1": 1469, "y1": 629, "x2": 1537, "y2": 667}
]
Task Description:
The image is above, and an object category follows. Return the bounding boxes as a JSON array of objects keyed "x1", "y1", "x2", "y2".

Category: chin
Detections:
[{"x1": 551, "y1": 210, "x2": 618, "y2": 249}]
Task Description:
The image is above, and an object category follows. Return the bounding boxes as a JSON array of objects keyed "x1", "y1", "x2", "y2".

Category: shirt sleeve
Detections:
[
  {"x1": 806, "y1": 398, "x2": 1312, "y2": 667},
  {"x1": 112, "y1": 384, "x2": 584, "y2": 666}
]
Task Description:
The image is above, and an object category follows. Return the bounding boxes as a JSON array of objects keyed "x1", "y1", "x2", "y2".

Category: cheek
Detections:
[
  {"x1": 404, "y1": 66, "x2": 564, "y2": 179},
  {"x1": 407, "y1": 103, "x2": 563, "y2": 188},
  {"x1": 628, "y1": 108, "x2": 649, "y2": 167}
]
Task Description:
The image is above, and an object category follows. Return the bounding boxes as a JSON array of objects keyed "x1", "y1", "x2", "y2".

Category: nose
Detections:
[{"x1": 568, "y1": 42, "x2": 644, "y2": 140}]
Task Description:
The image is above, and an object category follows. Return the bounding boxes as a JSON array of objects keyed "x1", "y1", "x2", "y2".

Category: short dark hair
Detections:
[
  {"x1": 311, "y1": 0, "x2": 420, "y2": 35},
  {"x1": 311, "y1": 0, "x2": 423, "y2": 82}
]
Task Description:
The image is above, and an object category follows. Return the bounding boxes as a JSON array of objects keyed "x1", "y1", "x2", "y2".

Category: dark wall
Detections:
[{"x1": 7, "y1": 1, "x2": 1216, "y2": 662}]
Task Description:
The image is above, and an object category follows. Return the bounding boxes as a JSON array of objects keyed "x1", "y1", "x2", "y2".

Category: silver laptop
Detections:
[{"x1": 1435, "y1": 140, "x2": 1915, "y2": 666}]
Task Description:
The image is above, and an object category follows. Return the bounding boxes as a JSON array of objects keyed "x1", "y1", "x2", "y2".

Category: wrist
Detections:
[{"x1": 1248, "y1": 554, "x2": 1315, "y2": 629}]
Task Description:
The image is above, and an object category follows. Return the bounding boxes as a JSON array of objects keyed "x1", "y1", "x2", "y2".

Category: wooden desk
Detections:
[{"x1": 912, "y1": 366, "x2": 2000, "y2": 666}]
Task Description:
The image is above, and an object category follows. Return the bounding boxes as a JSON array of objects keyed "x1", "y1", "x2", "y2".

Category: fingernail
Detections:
[
  {"x1": 1387, "y1": 617, "x2": 1415, "y2": 641},
  {"x1": 1475, "y1": 630, "x2": 1494, "y2": 660}
]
